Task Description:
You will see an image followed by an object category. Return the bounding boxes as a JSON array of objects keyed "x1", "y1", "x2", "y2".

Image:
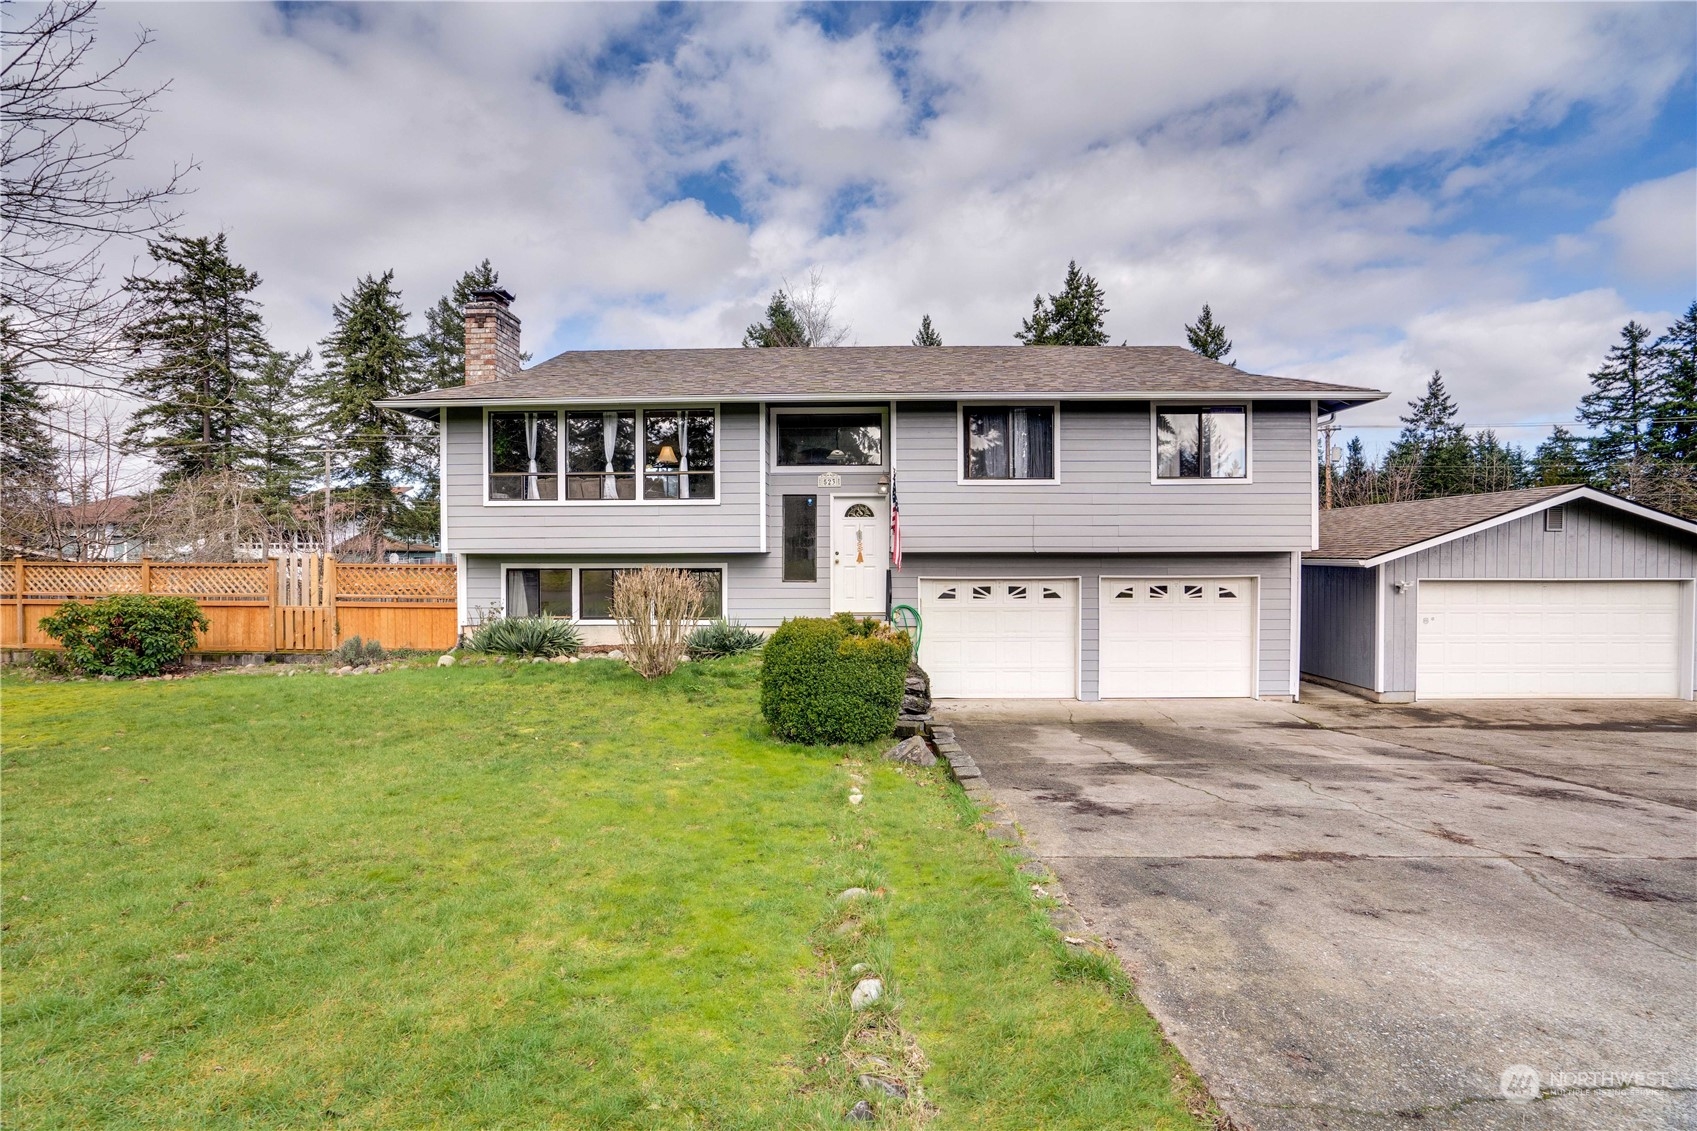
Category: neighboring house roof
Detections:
[
  {"x1": 1307, "y1": 486, "x2": 1697, "y2": 566},
  {"x1": 62, "y1": 495, "x2": 138, "y2": 526},
  {"x1": 377, "y1": 346, "x2": 1384, "y2": 414}
]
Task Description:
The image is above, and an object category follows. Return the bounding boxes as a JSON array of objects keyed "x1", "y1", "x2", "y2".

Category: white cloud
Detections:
[
  {"x1": 55, "y1": 0, "x2": 1694, "y2": 452},
  {"x1": 1595, "y1": 168, "x2": 1697, "y2": 286}
]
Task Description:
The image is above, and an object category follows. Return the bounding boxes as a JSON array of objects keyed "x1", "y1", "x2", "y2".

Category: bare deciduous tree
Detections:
[
  {"x1": 2, "y1": 0, "x2": 192, "y2": 380},
  {"x1": 784, "y1": 268, "x2": 850, "y2": 348}
]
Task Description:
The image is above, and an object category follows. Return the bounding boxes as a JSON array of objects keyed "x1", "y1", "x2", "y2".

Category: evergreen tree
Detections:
[
  {"x1": 1530, "y1": 426, "x2": 1591, "y2": 487},
  {"x1": 1337, "y1": 436, "x2": 1371, "y2": 504},
  {"x1": 1469, "y1": 429, "x2": 1527, "y2": 493},
  {"x1": 1015, "y1": 261, "x2": 1110, "y2": 346},
  {"x1": 1576, "y1": 320, "x2": 1656, "y2": 491},
  {"x1": 417, "y1": 259, "x2": 503, "y2": 389},
  {"x1": 912, "y1": 314, "x2": 942, "y2": 347},
  {"x1": 742, "y1": 291, "x2": 810, "y2": 347},
  {"x1": 1384, "y1": 370, "x2": 1472, "y2": 498},
  {"x1": 310, "y1": 271, "x2": 423, "y2": 555},
  {"x1": 237, "y1": 348, "x2": 312, "y2": 524},
  {"x1": 1, "y1": 350, "x2": 56, "y2": 486},
  {"x1": 1647, "y1": 301, "x2": 1697, "y2": 466},
  {"x1": 120, "y1": 234, "x2": 272, "y2": 481},
  {"x1": 1184, "y1": 303, "x2": 1234, "y2": 364}
]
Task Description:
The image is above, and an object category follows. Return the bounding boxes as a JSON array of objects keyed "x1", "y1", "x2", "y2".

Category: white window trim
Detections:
[
  {"x1": 1148, "y1": 402, "x2": 1254, "y2": 485},
  {"x1": 481, "y1": 404, "x2": 723, "y2": 507},
  {"x1": 769, "y1": 405, "x2": 889, "y2": 472},
  {"x1": 498, "y1": 561, "x2": 731, "y2": 624},
  {"x1": 955, "y1": 401, "x2": 1063, "y2": 486}
]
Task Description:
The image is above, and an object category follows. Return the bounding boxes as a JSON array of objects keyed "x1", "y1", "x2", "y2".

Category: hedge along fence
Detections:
[
  {"x1": 0, "y1": 557, "x2": 457, "y2": 654},
  {"x1": 760, "y1": 613, "x2": 912, "y2": 745}
]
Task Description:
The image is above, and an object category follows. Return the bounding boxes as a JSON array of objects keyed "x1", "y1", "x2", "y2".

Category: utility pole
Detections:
[{"x1": 1318, "y1": 417, "x2": 1341, "y2": 510}]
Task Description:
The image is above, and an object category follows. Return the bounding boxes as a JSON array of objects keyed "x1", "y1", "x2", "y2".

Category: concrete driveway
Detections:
[{"x1": 942, "y1": 688, "x2": 1697, "y2": 1131}]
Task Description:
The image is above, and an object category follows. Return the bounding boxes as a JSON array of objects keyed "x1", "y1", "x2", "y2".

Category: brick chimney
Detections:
[{"x1": 463, "y1": 288, "x2": 520, "y2": 385}]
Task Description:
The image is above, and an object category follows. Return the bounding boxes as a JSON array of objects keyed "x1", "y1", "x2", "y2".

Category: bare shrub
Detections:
[{"x1": 611, "y1": 567, "x2": 704, "y2": 679}]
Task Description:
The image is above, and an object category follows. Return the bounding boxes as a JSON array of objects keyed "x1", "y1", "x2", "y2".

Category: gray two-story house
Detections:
[{"x1": 380, "y1": 290, "x2": 1384, "y2": 701}]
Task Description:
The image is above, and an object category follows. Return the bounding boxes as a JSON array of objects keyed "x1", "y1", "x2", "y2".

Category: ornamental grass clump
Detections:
[
  {"x1": 332, "y1": 635, "x2": 385, "y2": 666},
  {"x1": 686, "y1": 618, "x2": 764, "y2": 660},
  {"x1": 466, "y1": 616, "x2": 582, "y2": 658},
  {"x1": 38, "y1": 594, "x2": 209, "y2": 678},
  {"x1": 612, "y1": 566, "x2": 703, "y2": 678},
  {"x1": 760, "y1": 613, "x2": 911, "y2": 745}
]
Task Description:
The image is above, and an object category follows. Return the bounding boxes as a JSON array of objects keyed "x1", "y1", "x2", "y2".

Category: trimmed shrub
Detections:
[
  {"x1": 466, "y1": 616, "x2": 582, "y2": 658},
  {"x1": 760, "y1": 615, "x2": 911, "y2": 745},
  {"x1": 332, "y1": 635, "x2": 386, "y2": 666},
  {"x1": 612, "y1": 566, "x2": 703, "y2": 679},
  {"x1": 686, "y1": 618, "x2": 764, "y2": 660},
  {"x1": 39, "y1": 594, "x2": 209, "y2": 678}
]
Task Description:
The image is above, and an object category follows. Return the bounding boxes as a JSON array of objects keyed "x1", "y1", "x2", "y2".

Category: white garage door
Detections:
[
  {"x1": 1100, "y1": 577, "x2": 1256, "y2": 698},
  {"x1": 1417, "y1": 580, "x2": 1684, "y2": 699},
  {"x1": 919, "y1": 579, "x2": 1077, "y2": 698}
]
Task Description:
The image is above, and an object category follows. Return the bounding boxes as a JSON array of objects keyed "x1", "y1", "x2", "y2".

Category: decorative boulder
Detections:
[{"x1": 883, "y1": 735, "x2": 936, "y2": 767}]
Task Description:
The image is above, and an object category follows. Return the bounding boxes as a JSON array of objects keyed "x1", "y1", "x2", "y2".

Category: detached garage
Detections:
[{"x1": 1302, "y1": 487, "x2": 1697, "y2": 701}]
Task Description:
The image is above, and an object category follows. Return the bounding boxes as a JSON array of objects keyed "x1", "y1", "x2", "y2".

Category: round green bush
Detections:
[
  {"x1": 759, "y1": 613, "x2": 911, "y2": 745},
  {"x1": 38, "y1": 594, "x2": 210, "y2": 678}
]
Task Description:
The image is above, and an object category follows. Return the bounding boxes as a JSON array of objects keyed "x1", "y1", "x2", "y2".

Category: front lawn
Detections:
[{"x1": 3, "y1": 658, "x2": 1206, "y2": 1129}]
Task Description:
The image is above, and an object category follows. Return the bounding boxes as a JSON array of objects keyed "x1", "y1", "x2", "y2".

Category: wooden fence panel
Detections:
[{"x1": 3, "y1": 556, "x2": 458, "y2": 654}]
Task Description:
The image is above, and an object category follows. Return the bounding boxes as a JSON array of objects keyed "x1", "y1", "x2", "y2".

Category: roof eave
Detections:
[{"x1": 378, "y1": 388, "x2": 1387, "y2": 412}]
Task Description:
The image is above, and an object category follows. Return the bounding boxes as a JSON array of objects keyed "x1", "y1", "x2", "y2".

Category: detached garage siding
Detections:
[
  {"x1": 893, "y1": 552, "x2": 1294, "y2": 700},
  {"x1": 1381, "y1": 501, "x2": 1697, "y2": 697}
]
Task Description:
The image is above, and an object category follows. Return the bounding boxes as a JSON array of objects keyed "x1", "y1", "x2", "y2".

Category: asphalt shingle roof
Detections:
[
  {"x1": 378, "y1": 345, "x2": 1382, "y2": 410},
  {"x1": 1310, "y1": 486, "x2": 1584, "y2": 561}
]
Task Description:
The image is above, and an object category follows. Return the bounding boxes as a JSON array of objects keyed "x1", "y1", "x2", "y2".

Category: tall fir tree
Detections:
[
  {"x1": 1184, "y1": 303, "x2": 1234, "y2": 364},
  {"x1": 310, "y1": 271, "x2": 423, "y2": 554},
  {"x1": 912, "y1": 314, "x2": 942, "y2": 347},
  {"x1": 1469, "y1": 429, "x2": 1527, "y2": 493},
  {"x1": 417, "y1": 259, "x2": 502, "y2": 389},
  {"x1": 1576, "y1": 320, "x2": 1656, "y2": 491},
  {"x1": 237, "y1": 348, "x2": 313, "y2": 525},
  {"x1": 742, "y1": 291, "x2": 810, "y2": 347},
  {"x1": 1529, "y1": 426, "x2": 1591, "y2": 487},
  {"x1": 1646, "y1": 301, "x2": 1696, "y2": 466},
  {"x1": 1015, "y1": 261, "x2": 1109, "y2": 345},
  {"x1": 121, "y1": 234, "x2": 272, "y2": 481},
  {"x1": 1384, "y1": 370, "x2": 1473, "y2": 498},
  {"x1": 1, "y1": 350, "x2": 56, "y2": 486}
]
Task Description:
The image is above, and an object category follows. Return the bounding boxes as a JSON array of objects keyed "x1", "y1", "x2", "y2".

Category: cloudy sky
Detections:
[{"x1": 100, "y1": 1, "x2": 1697, "y2": 450}]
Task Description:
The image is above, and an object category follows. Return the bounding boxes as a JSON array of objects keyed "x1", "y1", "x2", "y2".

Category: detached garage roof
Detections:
[{"x1": 1309, "y1": 486, "x2": 1697, "y2": 566}]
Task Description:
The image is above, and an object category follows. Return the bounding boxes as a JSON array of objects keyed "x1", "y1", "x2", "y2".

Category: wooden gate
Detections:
[{"x1": 276, "y1": 553, "x2": 335, "y2": 651}]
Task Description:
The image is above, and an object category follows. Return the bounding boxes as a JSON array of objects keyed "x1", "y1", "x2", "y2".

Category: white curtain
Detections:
[
  {"x1": 601, "y1": 412, "x2": 618, "y2": 499},
  {"x1": 523, "y1": 413, "x2": 541, "y2": 501}
]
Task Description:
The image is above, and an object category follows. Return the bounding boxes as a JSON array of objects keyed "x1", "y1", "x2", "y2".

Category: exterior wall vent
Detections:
[{"x1": 1544, "y1": 506, "x2": 1565, "y2": 532}]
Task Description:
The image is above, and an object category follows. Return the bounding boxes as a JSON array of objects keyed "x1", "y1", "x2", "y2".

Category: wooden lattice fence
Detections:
[{"x1": 1, "y1": 556, "x2": 457, "y2": 654}]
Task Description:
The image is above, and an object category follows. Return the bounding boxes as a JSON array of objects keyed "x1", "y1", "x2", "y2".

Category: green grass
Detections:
[{"x1": 3, "y1": 658, "x2": 1207, "y2": 1129}]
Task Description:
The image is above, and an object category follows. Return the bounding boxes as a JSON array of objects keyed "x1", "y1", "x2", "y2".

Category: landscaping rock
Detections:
[
  {"x1": 844, "y1": 1100, "x2": 875, "y2": 1122},
  {"x1": 848, "y1": 789, "x2": 863, "y2": 806},
  {"x1": 859, "y1": 1074, "x2": 908, "y2": 1098},
  {"x1": 849, "y1": 977, "x2": 883, "y2": 1009},
  {"x1": 882, "y1": 736, "x2": 936, "y2": 767},
  {"x1": 550, "y1": 654, "x2": 573, "y2": 663},
  {"x1": 835, "y1": 887, "x2": 872, "y2": 903},
  {"x1": 437, "y1": 654, "x2": 455, "y2": 666},
  {"x1": 605, "y1": 649, "x2": 624, "y2": 660}
]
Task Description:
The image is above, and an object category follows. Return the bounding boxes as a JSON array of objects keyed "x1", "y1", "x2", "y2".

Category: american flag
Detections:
[{"x1": 889, "y1": 470, "x2": 902, "y2": 570}]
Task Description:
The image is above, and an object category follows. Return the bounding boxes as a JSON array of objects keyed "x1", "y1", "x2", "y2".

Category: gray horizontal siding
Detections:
[
  {"x1": 892, "y1": 400, "x2": 1314, "y2": 554},
  {"x1": 1301, "y1": 564, "x2": 1377, "y2": 691},
  {"x1": 892, "y1": 552, "x2": 1294, "y2": 700},
  {"x1": 1381, "y1": 500, "x2": 1697, "y2": 695},
  {"x1": 442, "y1": 403, "x2": 763, "y2": 555}
]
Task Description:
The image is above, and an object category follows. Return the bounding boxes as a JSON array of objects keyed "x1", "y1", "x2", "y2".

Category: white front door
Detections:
[
  {"x1": 1100, "y1": 577, "x2": 1257, "y2": 697},
  {"x1": 1416, "y1": 579, "x2": 1683, "y2": 698},
  {"x1": 920, "y1": 579, "x2": 1079, "y2": 698},
  {"x1": 831, "y1": 497, "x2": 888, "y2": 614}
]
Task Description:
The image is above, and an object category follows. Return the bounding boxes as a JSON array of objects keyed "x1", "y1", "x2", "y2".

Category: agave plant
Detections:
[
  {"x1": 686, "y1": 618, "x2": 764, "y2": 659},
  {"x1": 466, "y1": 616, "x2": 583, "y2": 658}
]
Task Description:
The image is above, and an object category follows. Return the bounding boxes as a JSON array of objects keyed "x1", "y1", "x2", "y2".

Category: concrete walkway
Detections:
[{"x1": 941, "y1": 689, "x2": 1697, "y2": 1131}]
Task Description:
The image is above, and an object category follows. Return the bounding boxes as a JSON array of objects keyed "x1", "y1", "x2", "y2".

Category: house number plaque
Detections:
[{"x1": 817, "y1": 472, "x2": 843, "y2": 488}]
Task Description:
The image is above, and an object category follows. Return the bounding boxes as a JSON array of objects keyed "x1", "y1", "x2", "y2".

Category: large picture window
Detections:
[
  {"x1": 579, "y1": 567, "x2": 723, "y2": 621},
  {"x1": 1156, "y1": 406, "x2": 1247, "y2": 479},
  {"x1": 489, "y1": 412, "x2": 559, "y2": 500},
  {"x1": 963, "y1": 406, "x2": 1054, "y2": 480},
  {"x1": 504, "y1": 568, "x2": 573, "y2": 617},
  {"x1": 487, "y1": 408, "x2": 715, "y2": 502},
  {"x1": 776, "y1": 412, "x2": 883, "y2": 466}
]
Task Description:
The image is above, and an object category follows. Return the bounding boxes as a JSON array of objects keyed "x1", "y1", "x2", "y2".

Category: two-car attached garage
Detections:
[
  {"x1": 1302, "y1": 487, "x2": 1697, "y2": 702},
  {"x1": 918, "y1": 575, "x2": 1259, "y2": 699}
]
